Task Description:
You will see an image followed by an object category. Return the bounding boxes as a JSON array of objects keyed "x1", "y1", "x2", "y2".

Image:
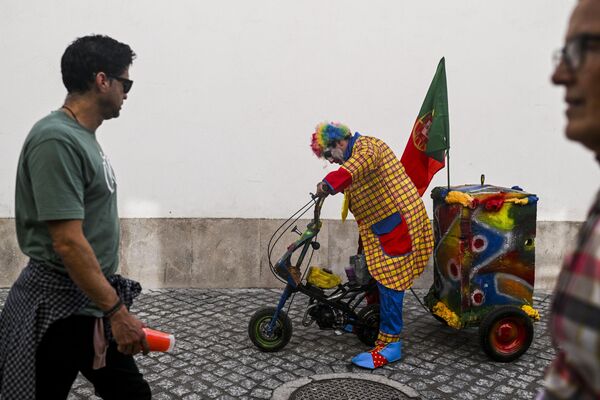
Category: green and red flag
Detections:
[{"x1": 401, "y1": 57, "x2": 449, "y2": 197}]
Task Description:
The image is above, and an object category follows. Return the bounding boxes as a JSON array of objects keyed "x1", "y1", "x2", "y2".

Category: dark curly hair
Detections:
[{"x1": 61, "y1": 35, "x2": 136, "y2": 93}]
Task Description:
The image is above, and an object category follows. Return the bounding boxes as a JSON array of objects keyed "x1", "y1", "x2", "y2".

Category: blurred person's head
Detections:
[{"x1": 552, "y1": 0, "x2": 600, "y2": 158}]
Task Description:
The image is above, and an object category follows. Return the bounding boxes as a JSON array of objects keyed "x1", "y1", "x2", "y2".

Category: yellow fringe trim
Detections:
[
  {"x1": 521, "y1": 304, "x2": 540, "y2": 321},
  {"x1": 432, "y1": 301, "x2": 462, "y2": 329},
  {"x1": 341, "y1": 192, "x2": 349, "y2": 222},
  {"x1": 445, "y1": 191, "x2": 475, "y2": 208},
  {"x1": 505, "y1": 197, "x2": 529, "y2": 205}
]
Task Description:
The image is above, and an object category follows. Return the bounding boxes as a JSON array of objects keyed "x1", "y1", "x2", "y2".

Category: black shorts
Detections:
[{"x1": 36, "y1": 314, "x2": 151, "y2": 400}]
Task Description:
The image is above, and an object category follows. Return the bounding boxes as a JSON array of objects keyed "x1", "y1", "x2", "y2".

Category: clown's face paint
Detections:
[{"x1": 327, "y1": 147, "x2": 345, "y2": 164}]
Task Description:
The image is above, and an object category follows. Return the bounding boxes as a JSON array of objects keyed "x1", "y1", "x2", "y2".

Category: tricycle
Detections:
[{"x1": 248, "y1": 194, "x2": 380, "y2": 352}]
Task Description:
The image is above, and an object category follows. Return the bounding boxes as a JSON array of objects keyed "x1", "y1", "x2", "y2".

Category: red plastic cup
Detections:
[{"x1": 143, "y1": 328, "x2": 175, "y2": 352}]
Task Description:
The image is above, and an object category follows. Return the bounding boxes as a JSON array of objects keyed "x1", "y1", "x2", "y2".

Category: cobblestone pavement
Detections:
[{"x1": 0, "y1": 288, "x2": 555, "y2": 399}]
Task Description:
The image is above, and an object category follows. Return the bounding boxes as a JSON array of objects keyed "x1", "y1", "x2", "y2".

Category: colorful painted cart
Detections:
[{"x1": 424, "y1": 183, "x2": 540, "y2": 362}]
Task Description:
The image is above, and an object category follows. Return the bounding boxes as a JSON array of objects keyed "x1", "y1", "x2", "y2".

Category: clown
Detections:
[{"x1": 311, "y1": 121, "x2": 433, "y2": 369}]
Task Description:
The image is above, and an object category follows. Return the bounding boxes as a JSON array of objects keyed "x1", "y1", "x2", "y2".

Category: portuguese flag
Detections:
[{"x1": 401, "y1": 57, "x2": 449, "y2": 197}]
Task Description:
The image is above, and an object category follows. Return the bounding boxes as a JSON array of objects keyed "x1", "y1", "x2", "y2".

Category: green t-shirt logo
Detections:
[{"x1": 100, "y1": 150, "x2": 116, "y2": 194}]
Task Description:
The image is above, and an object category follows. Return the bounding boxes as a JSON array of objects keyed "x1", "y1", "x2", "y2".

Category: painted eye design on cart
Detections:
[
  {"x1": 471, "y1": 235, "x2": 488, "y2": 253},
  {"x1": 447, "y1": 259, "x2": 460, "y2": 281},
  {"x1": 471, "y1": 289, "x2": 485, "y2": 306}
]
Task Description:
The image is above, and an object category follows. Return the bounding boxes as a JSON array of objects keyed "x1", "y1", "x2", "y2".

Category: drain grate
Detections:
[{"x1": 288, "y1": 378, "x2": 412, "y2": 400}]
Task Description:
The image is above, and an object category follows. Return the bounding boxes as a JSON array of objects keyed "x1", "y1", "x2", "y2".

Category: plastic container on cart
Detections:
[{"x1": 307, "y1": 266, "x2": 342, "y2": 289}]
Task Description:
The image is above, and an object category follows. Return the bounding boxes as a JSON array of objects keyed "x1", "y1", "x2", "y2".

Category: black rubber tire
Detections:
[
  {"x1": 479, "y1": 305, "x2": 534, "y2": 362},
  {"x1": 356, "y1": 304, "x2": 380, "y2": 347},
  {"x1": 432, "y1": 314, "x2": 448, "y2": 326},
  {"x1": 248, "y1": 307, "x2": 293, "y2": 352}
]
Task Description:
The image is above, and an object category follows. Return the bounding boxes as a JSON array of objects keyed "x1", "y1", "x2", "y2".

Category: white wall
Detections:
[{"x1": 1, "y1": 0, "x2": 596, "y2": 221}]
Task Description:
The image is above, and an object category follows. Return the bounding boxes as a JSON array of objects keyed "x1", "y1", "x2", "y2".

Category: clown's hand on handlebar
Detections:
[{"x1": 316, "y1": 181, "x2": 332, "y2": 197}]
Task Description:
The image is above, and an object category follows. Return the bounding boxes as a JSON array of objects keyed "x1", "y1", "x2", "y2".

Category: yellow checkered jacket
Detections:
[{"x1": 325, "y1": 135, "x2": 433, "y2": 291}]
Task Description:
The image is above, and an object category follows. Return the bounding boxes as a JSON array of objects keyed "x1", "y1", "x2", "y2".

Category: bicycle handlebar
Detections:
[{"x1": 313, "y1": 195, "x2": 325, "y2": 222}]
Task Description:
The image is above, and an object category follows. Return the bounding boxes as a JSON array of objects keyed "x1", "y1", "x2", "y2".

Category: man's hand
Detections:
[
  {"x1": 47, "y1": 219, "x2": 150, "y2": 356},
  {"x1": 316, "y1": 181, "x2": 331, "y2": 197},
  {"x1": 109, "y1": 306, "x2": 149, "y2": 355}
]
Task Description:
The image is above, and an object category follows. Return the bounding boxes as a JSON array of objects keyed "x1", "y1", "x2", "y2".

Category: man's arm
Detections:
[
  {"x1": 321, "y1": 138, "x2": 379, "y2": 194},
  {"x1": 47, "y1": 219, "x2": 148, "y2": 355}
]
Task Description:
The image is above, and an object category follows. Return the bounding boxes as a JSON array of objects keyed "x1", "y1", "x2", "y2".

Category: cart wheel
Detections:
[
  {"x1": 356, "y1": 304, "x2": 380, "y2": 347},
  {"x1": 248, "y1": 307, "x2": 293, "y2": 352},
  {"x1": 479, "y1": 305, "x2": 533, "y2": 362}
]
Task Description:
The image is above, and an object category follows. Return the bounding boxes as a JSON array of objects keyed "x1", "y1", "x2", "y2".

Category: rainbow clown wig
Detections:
[{"x1": 310, "y1": 122, "x2": 352, "y2": 158}]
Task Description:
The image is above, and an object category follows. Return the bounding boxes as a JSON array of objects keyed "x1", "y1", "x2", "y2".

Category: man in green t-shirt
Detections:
[{"x1": 0, "y1": 35, "x2": 151, "y2": 399}]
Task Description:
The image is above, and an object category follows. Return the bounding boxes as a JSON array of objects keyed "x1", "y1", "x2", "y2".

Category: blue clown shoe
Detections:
[{"x1": 351, "y1": 341, "x2": 402, "y2": 369}]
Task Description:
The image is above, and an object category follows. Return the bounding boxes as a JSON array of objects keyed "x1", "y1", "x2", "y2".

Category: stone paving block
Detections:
[
  {"x1": 276, "y1": 372, "x2": 297, "y2": 382},
  {"x1": 239, "y1": 379, "x2": 257, "y2": 390},
  {"x1": 409, "y1": 380, "x2": 431, "y2": 391},
  {"x1": 191, "y1": 381, "x2": 209, "y2": 392},
  {"x1": 182, "y1": 395, "x2": 203, "y2": 400},
  {"x1": 468, "y1": 384, "x2": 491, "y2": 395},
  {"x1": 438, "y1": 385, "x2": 457, "y2": 394},
  {"x1": 312, "y1": 365, "x2": 334, "y2": 375},
  {"x1": 413, "y1": 368, "x2": 433, "y2": 377},
  {"x1": 154, "y1": 392, "x2": 175, "y2": 400},
  {"x1": 261, "y1": 378, "x2": 282, "y2": 390},
  {"x1": 420, "y1": 390, "x2": 445, "y2": 399},
  {"x1": 389, "y1": 373, "x2": 412, "y2": 383},
  {"x1": 497, "y1": 384, "x2": 515, "y2": 394},
  {"x1": 171, "y1": 386, "x2": 192, "y2": 396},
  {"x1": 204, "y1": 387, "x2": 222, "y2": 398},
  {"x1": 217, "y1": 394, "x2": 238, "y2": 400},
  {"x1": 250, "y1": 388, "x2": 272, "y2": 399},
  {"x1": 213, "y1": 379, "x2": 233, "y2": 389},
  {"x1": 508, "y1": 378, "x2": 531, "y2": 389},
  {"x1": 456, "y1": 372, "x2": 476, "y2": 382},
  {"x1": 516, "y1": 388, "x2": 538, "y2": 398},
  {"x1": 432, "y1": 374, "x2": 450, "y2": 383},
  {"x1": 455, "y1": 390, "x2": 478, "y2": 399},
  {"x1": 247, "y1": 371, "x2": 268, "y2": 381},
  {"x1": 475, "y1": 378, "x2": 494, "y2": 388}
]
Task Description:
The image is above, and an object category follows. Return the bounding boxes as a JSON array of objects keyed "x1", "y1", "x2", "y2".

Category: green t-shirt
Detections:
[{"x1": 15, "y1": 111, "x2": 120, "y2": 316}]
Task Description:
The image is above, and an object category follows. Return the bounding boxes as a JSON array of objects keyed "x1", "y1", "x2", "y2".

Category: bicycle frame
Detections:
[{"x1": 266, "y1": 196, "x2": 375, "y2": 335}]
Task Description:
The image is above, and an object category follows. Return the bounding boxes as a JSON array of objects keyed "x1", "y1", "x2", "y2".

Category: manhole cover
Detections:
[{"x1": 289, "y1": 377, "x2": 412, "y2": 400}]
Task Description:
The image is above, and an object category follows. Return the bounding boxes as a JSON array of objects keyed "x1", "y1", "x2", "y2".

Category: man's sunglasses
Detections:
[{"x1": 108, "y1": 75, "x2": 134, "y2": 94}]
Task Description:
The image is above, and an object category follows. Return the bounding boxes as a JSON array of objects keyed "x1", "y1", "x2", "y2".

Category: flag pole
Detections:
[
  {"x1": 446, "y1": 113, "x2": 450, "y2": 190},
  {"x1": 445, "y1": 63, "x2": 450, "y2": 191},
  {"x1": 446, "y1": 145, "x2": 450, "y2": 190}
]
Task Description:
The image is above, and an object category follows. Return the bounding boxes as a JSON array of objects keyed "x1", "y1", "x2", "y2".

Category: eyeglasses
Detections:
[
  {"x1": 554, "y1": 34, "x2": 600, "y2": 71},
  {"x1": 108, "y1": 75, "x2": 134, "y2": 94},
  {"x1": 322, "y1": 141, "x2": 340, "y2": 159}
]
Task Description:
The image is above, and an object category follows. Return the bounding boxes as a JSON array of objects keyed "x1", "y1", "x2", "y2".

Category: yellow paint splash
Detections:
[{"x1": 478, "y1": 205, "x2": 515, "y2": 231}]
